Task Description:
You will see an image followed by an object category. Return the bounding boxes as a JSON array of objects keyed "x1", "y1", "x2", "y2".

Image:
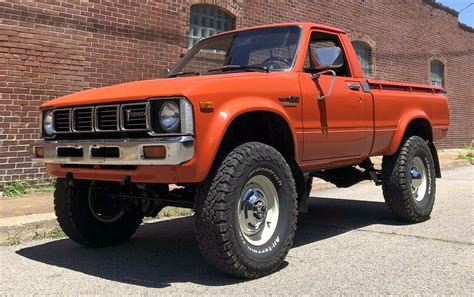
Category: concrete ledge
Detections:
[{"x1": 0, "y1": 213, "x2": 58, "y2": 245}]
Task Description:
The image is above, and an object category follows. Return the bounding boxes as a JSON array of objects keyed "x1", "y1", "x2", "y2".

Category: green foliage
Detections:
[
  {"x1": 31, "y1": 179, "x2": 57, "y2": 193},
  {"x1": 1, "y1": 179, "x2": 57, "y2": 197},
  {"x1": 46, "y1": 226, "x2": 66, "y2": 239},
  {"x1": 158, "y1": 207, "x2": 193, "y2": 218},
  {"x1": 2, "y1": 181, "x2": 30, "y2": 197},
  {"x1": 7, "y1": 233, "x2": 21, "y2": 246},
  {"x1": 457, "y1": 151, "x2": 473, "y2": 164}
]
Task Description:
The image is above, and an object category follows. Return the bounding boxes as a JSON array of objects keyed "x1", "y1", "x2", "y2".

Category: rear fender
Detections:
[{"x1": 386, "y1": 109, "x2": 431, "y2": 156}]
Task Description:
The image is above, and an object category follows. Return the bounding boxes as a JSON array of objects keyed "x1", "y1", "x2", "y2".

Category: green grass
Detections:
[
  {"x1": 2, "y1": 181, "x2": 29, "y2": 197},
  {"x1": 457, "y1": 152, "x2": 473, "y2": 164},
  {"x1": 1, "y1": 179, "x2": 57, "y2": 198},
  {"x1": 10, "y1": 226, "x2": 67, "y2": 245},
  {"x1": 7, "y1": 233, "x2": 22, "y2": 246},
  {"x1": 45, "y1": 226, "x2": 66, "y2": 239},
  {"x1": 31, "y1": 179, "x2": 56, "y2": 193},
  {"x1": 157, "y1": 206, "x2": 193, "y2": 218}
]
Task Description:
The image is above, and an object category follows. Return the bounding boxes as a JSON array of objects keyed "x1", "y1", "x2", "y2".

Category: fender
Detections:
[
  {"x1": 386, "y1": 109, "x2": 432, "y2": 156},
  {"x1": 180, "y1": 97, "x2": 299, "y2": 183}
]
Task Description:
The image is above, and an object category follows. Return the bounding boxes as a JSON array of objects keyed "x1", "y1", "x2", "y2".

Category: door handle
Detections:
[{"x1": 348, "y1": 83, "x2": 360, "y2": 91}]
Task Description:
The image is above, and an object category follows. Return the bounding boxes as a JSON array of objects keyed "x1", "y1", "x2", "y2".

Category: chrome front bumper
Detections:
[{"x1": 32, "y1": 136, "x2": 194, "y2": 165}]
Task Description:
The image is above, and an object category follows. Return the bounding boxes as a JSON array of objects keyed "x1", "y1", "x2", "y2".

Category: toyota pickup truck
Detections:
[{"x1": 32, "y1": 22, "x2": 449, "y2": 278}]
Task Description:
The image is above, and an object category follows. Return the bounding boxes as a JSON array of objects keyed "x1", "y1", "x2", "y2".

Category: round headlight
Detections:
[
  {"x1": 159, "y1": 101, "x2": 180, "y2": 132},
  {"x1": 43, "y1": 110, "x2": 54, "y2": 136}
]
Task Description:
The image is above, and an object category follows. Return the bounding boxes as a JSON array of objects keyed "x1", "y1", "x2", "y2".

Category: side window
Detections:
[
  {"x1": 189, "y1": 5, "x2": 235, "y2": 48},
  {"x1": 304, "y1": 32, "x2": 351, "y2": 77}
]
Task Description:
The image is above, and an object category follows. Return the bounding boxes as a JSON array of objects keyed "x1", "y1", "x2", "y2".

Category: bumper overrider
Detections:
[{"x1": 32, "y1": 136, "x2": 194, "y2": 166}]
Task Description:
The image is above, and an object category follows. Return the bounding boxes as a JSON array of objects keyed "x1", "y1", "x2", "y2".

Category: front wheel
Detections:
[
  {"x1": 194, "y1": 142, "x2": 298, "y2": 278},
  {"x1": 382, "y1": 136, "x2": 436, "y2": 222},
  {"x1": 54, "y1": 179, "x2": 144, "y2": 247}
]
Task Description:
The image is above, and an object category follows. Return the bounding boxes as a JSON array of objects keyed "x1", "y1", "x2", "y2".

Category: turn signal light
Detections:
[
  {"x1": 199, "y1": 101, "x2": 214, "y2": 112},
  {"x1": 34, "y1": 146, "x2": 45, "y2": 158},
  {"x1": 143, "y1": 145, "x2": 166, "y2": 159}
]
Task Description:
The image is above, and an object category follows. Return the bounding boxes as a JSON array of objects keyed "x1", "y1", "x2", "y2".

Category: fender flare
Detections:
[
  {"x1": 192, "y1": 97, "x2": 299, "y2": 182},
  {"x1": 386, "y1": 109, "x2": 432, "y2": 156}
]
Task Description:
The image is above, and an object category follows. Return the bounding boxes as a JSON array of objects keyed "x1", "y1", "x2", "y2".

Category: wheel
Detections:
[
  {"x1": 194, "y1": 142, "x2": 298, "y2": 278},
  {"x1": 54, "y1": 179, "x2": 144, "y2": 247},
  {"x1": 382, "y1": 136, "x2": 436, "y2": 222}
]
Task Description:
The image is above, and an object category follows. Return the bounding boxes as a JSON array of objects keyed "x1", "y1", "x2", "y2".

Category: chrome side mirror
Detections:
[
  {"x1": 309, "y1": 46, "x2": 343, "y2": 100},
  {"x1": 310, "y1": 46, "x2": 344, "y2": 70}
]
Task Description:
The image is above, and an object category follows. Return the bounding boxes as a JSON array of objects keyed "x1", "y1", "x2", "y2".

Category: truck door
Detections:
[{"x1": 300, "y1": 30, "x2": 374, "y2": 161}]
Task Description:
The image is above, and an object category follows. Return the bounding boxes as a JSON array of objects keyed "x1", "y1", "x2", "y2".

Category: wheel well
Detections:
[
  {"x1": 403, "y1": 118, "x2": 441, "y2": 178},
  {"x1": 404, "y1": 118, "x2": 433, "y2": 142},
  {"x1": 218, "y1": 111, "x2": 295, "y2": 160},
  {"x1": 216, "y1": 112, "x2": 307, "y2": 207}
]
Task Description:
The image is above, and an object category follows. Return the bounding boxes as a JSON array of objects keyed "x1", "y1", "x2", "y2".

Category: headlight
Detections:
[
  {"x1": 43, "y1": 110, "x2": 54, "y2": 136},
  {"x1": 159, "y1": 101, "x2": 180, "y2": 132}
]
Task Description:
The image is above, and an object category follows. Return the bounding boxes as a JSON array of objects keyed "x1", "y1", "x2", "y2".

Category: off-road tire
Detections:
[
  {"x1": 194, "y1": 142, "x2": 298, "y2": 278},
  {"x1": 54, "y1": 179, "x2": 143, "y2": 247},
  {"x1": 382, "y1": 136, "x2": 436, "y2": 222}
]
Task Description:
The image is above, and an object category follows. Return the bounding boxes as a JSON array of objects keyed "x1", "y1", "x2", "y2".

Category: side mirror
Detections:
[
  {"x1": 309, "y1": 47, "x2": 343, "y2": 100},
  {"x1": 310, "y1": 46, "x2": 343, "y2": 70}
]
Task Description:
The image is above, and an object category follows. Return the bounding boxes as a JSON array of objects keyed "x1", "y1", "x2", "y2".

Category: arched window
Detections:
[
  {"x1": 189, "y1": 4, "x2": 234, "y2": 48},
  {"x1": 352, "y1": 41, "x2": 372, "y2": 77},
  {"x1": 430, "y1": 60, "x2": 445, "y2": 87}
]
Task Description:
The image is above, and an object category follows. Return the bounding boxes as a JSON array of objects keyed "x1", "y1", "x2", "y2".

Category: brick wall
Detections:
[{"x1": 0, "y1": 0, "x2": 472, "y2": 185}]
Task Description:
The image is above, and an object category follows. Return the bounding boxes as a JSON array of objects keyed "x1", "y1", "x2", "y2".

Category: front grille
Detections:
[
  {"x1": 53, "y1": 109, "x2": 71, "y2": 132},
  {"x1": 122, "y1": 103, "x2": 148, "y2": 130},
  {"x1": 96, "y1": 105, "x2": 119, "y2": 131},
  {"x1": 72, "y1": 107, "x2": 93, "y2": 132},
  {"x1": 46, "y1": 102, "x2": 156, "y2": 139}
]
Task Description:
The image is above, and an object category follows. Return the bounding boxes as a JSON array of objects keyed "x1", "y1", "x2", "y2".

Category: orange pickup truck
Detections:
[{"x1": 33, "y1": 22, "x2": 449, "y2": 278}]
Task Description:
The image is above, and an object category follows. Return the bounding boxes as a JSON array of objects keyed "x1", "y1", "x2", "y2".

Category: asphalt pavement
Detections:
[{"x1": 0, "y1": 166, "x2": 472, "y2": 295}]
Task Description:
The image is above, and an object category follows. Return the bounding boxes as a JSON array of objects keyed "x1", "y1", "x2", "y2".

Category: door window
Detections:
[{"x1": 304, "y1": 32, "x2": 351, "y2": 77}]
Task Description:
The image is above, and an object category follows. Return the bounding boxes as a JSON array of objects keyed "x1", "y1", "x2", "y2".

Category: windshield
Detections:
[{"x1": 169, "y1": 26, "x2": 301, "y2": 76}]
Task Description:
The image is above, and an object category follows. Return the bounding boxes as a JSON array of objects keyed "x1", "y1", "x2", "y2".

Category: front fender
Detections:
[{"x1": 178, "y1": 97, "x2": 298, "y2": 182}]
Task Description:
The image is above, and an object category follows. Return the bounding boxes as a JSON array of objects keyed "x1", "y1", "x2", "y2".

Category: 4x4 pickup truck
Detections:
[{"x1": 32, "y1": 22, "x2": 449, "y2": 278}]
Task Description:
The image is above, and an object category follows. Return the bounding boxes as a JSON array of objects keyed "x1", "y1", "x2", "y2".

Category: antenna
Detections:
[{"x1": 458, "y1": 3, "x2": 474, "y2": 13}]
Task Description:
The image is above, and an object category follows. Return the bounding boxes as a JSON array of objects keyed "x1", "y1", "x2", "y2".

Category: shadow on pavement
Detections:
[{"x1": 16, "y1": 196, "x2": 402, "y2": 287}]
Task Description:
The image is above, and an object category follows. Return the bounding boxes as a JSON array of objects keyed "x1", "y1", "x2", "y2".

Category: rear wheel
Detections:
[
  {"x1": 54, "y1": 179, "x2": 144, "y2": 247},
  {"x1": 382, "y1": 136, "x2": 436, "y2": 222},
  {"x1": 194, "y1": 142, "x2": 298, "y2": 278}
]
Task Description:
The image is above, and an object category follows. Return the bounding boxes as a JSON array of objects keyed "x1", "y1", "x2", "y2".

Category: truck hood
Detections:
[{"x1": 41, "y1": 72, "x2": 277, "y2": 108}]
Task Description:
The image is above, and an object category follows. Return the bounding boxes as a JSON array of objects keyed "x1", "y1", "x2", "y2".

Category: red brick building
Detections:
[{"x1": 0, "y1": 0, "x2": 473, "y2": 186}]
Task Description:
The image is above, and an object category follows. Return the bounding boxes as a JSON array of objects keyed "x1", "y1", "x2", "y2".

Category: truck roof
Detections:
[{"x1": 209, "y1": 22, "x2": 346, "y2": 38}]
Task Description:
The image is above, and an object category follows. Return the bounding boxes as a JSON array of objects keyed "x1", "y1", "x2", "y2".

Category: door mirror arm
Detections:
[{"x1": 311, "y1": 69, "x2": 336, "y2": 100}]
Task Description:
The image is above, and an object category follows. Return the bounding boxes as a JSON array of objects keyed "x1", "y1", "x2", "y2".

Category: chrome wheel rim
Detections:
[
  {"x1": 410, "y1": 156, "x2": 427, "y2": 201},
  {"x1": 238, "y1": 175, "x2": 279, "y2": 246}
]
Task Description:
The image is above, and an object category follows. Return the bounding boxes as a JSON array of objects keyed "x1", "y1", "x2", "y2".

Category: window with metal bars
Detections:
[
  {"x1": 352, "y1": 41, "x2": 372, "y2": 77},
  {"x1": 430, "y1": 60, "x2": 444, "y2": 87},
  {"x1": 189, "y1": 4, "x2": 234, "y2": 48}
]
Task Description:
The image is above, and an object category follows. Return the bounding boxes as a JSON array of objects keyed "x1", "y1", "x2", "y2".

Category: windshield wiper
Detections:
[
  {"x1": 207, "y1": 65, "x2": 270, "y2": 73},
  {"x1": 167, "y1": 71, "x2": 201, "y2": 78}
]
